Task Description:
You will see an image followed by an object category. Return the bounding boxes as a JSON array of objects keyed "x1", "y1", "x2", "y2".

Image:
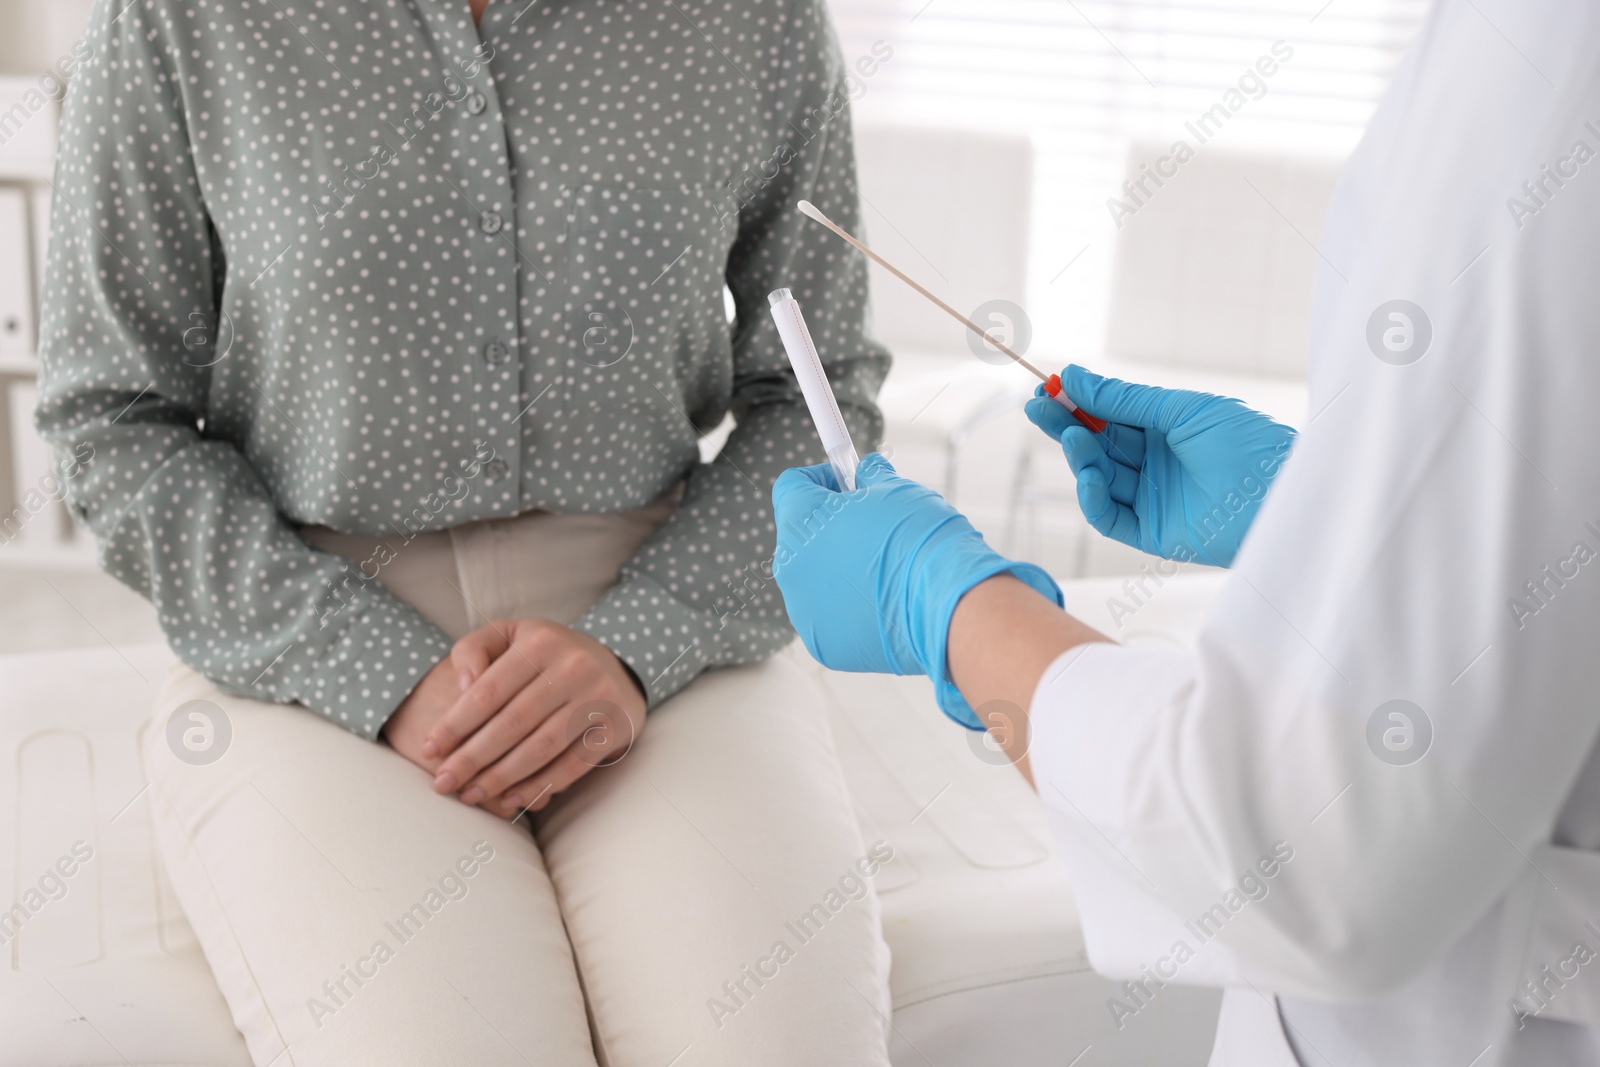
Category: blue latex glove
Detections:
[
  {"x1": 1025, "y1": 365, "x2": 1298, "y2": 568},
  {"x1": 771, "y1": 452, "x2": 1062, "y2": 729}
]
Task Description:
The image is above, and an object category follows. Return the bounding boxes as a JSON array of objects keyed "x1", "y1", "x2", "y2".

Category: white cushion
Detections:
[{"x1": 0, "y1": 642, "x2": 252, "y2": 1065}]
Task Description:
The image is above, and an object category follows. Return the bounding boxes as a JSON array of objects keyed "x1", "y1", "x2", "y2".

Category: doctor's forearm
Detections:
[{"x1": 946, "y1": 575, "x2": 1111, "y2": 782}]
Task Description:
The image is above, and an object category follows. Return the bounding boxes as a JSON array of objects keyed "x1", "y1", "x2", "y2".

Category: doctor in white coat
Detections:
[{"x1": 770, "y1": 1, "x2": 1600, "y2": 1062}]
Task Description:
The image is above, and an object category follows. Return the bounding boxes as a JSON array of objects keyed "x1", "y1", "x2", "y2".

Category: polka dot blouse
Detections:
[{"x1": 35, "y1": 0, "x2": 889, "y2": 738}]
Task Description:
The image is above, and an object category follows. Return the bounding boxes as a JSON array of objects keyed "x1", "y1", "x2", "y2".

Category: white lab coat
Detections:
[{"x1": 1029, "y1": 2, "x2": 1600, "y2": 1064}]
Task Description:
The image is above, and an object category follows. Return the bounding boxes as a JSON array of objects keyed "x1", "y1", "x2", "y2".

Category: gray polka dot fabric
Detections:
[{"x1": 35, "y1": 0, "x2": 888, "y2": 738}]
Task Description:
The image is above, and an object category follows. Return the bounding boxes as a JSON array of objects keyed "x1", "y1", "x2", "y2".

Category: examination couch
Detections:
[{"x1": 0, "y1": 575, "x2": 1227, "y2": 1066}]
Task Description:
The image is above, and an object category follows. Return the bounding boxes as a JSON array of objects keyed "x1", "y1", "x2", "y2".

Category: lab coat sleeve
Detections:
[{"x1": 1028, "y1": 113, "x2": 1600, "y2": 999}]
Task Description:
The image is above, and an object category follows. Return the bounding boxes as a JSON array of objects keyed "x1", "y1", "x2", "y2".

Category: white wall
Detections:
[{"x1": 0, "y1": 0, "x2": 94, "y2": 77}]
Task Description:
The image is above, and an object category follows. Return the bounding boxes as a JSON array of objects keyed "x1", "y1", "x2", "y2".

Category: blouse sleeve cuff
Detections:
[
  {"x1": 572, "y1": 572, "x2": 719, "y2": 708},
  {"x1": 295, "y1": 589, "x2": 455, "y2": 741}
]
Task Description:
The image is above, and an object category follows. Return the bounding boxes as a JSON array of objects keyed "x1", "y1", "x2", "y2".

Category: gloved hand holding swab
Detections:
[
  {"x1": 768, "y1": 287, "x2": 862, "y2": 491},
  {"x1": 795, "y1": 199, "x2": 1108, "y2": 433}
]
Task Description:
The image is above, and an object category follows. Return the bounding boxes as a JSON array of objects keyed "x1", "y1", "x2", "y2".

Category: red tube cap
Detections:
[{"x1": 1044, "y1": 373, "x2": 1109, "y2": 433}]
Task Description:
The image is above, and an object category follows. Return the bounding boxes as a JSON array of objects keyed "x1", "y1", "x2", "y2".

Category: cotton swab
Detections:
[{"x1": 795, "y1": 199, "x2": 1108, "y2": 433}]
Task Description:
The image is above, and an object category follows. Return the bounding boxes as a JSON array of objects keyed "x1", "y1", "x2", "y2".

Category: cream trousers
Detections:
[{"x1": 141, "y1": 497, "x2": 893, "y2": 1066}]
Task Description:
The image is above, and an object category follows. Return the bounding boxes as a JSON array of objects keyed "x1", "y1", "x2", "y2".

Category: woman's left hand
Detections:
[{"x1": 424, "y1": 619, "x2": 647, "y2": 819}]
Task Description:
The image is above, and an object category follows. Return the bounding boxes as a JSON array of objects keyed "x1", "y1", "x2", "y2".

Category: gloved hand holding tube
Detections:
[
  {"x1": 772, "y1": 453, "x2": 1062, "y2": 730},
  {"x1": 765, "y1": 285, "x2": 1059, "y2": 729}
]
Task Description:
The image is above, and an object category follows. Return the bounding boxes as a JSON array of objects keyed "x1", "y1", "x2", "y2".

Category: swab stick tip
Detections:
[{"x1": 796, "y1": 199, "x2": 825, "y2": 223}]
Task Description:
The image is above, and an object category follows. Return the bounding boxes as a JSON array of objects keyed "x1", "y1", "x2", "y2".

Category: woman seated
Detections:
[{"x1": 36, "y1": 0, "x2": 892, "y2": 1062}]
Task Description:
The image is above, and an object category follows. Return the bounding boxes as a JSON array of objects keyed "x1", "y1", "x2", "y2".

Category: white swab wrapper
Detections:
[{"x1": 768, "y1": 287, "x2": 860, "y2": 491}]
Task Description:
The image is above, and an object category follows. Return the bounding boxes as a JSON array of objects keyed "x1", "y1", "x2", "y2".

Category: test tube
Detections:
[
  {"x1": 1043, "y1": 374, "x2": 1109, "y2": 433},
  {"x1": 768, "y1": 288, "x2": 860, "y2": 491}
]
